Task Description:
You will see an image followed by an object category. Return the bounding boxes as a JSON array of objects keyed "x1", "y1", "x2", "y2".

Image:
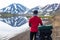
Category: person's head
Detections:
[{"x1": 33, "y1": 10, "x2": 38, "y2": 16}]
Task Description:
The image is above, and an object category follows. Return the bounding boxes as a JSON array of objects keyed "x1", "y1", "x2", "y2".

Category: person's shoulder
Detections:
[
  {"x1": 37, "y1": 16, "x2": 42, "y2": 19},
  {"x1": 37, "y1": 16, "x2": 40, "y2": 18},
  {"x1": 30, "y1": 16, "x2": 33, "y2": 19}
]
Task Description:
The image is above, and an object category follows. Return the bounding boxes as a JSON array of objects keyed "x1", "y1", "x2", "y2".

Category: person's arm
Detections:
[
  {"x1": 29, "y1": 23, "x2": 31, "y2": 27},
  {"x1": 39, "y1": 18, "x2": 43, "y2": 25},
  {"x1": 29, "y1": 19, "x2": 32, "y2": 27}
]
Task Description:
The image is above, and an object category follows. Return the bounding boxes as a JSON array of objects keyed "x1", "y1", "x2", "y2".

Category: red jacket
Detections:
[{"x1": 29, "y1": 16, "x2": 43, "y2": 32}]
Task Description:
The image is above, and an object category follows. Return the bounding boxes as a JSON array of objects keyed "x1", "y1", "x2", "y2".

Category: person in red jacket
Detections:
[{"x1": 29, "y1": 10, "x2": 43, "y2": 40}]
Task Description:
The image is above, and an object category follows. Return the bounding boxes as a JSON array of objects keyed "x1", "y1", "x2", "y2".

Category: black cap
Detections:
[{"x1": 33, "y1": 10, "x2": 38, "y2": 15}]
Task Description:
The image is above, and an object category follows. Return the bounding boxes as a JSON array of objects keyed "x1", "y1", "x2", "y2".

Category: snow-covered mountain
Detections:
[
  {"x1": 26, "y1": 3, "x2": 60, "y2": 16},
  {"x1": 42, "y1": 3, "x2": 60, "y2": 15},
  {"x1": 0, "y1": 3, "x2": 29, "y2": 27},
  {"x1": 26, "y1": 3, "x2": 60, "y2": 15},
  {"x1": 0, "y1": 3, "x2": 29, "y2": 14}
]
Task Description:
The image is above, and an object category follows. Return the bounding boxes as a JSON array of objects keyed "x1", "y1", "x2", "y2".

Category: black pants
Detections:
[
  {"x1": 40, "y1": 30, "x2": 52, "y2": 40},
  {"x1": 30, "y1": 32, "x2": 37, "y2": 40}
]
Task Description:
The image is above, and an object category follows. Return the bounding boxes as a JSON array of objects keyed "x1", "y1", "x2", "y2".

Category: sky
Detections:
[{"x1": 0, "y1": 0, "x2": 60, "y2": 9}]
